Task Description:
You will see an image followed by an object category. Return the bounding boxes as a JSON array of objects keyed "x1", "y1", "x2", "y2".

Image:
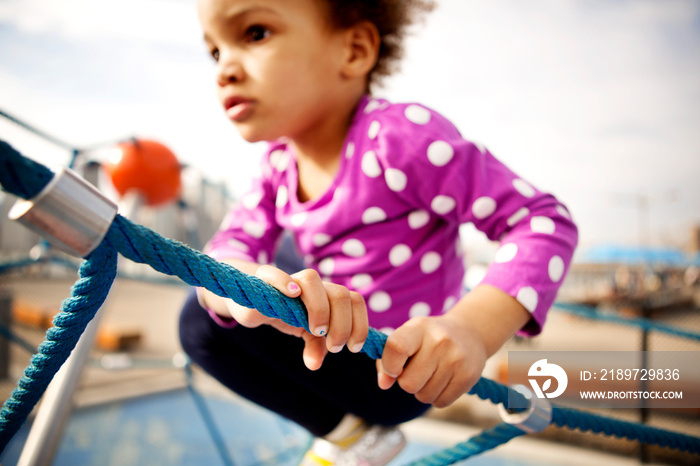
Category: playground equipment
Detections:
[{"x1": 103, "y1": 139, "x2": 182, "y2": 207}]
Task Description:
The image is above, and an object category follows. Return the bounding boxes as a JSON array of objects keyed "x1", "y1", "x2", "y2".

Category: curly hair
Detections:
[{"x1": 323, "y1": 0, "x2": 435, "y2": 90}]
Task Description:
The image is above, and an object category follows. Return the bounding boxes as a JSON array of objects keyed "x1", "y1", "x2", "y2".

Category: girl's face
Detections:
[{"x1": 198, "y1": 0, "x2": 351, "y2": 144}]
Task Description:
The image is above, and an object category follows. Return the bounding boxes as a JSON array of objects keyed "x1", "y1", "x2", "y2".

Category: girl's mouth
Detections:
[{"x1": 224, "y1": 97, "x2": 255, "y2": 122}]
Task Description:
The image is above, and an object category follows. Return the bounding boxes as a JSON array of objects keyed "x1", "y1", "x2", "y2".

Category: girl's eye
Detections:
[
  {"x1": 245, "y1": 25, "x2": 270, "y2": 43},
  {"x1": 209, "y1": 48, "x2": 220, "y2": 62}
]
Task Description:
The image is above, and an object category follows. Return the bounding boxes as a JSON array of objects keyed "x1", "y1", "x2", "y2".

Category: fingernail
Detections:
[
  {"x1": 350, "y1": 342, "x2": 365, "y2": 353},
  {"x1": 329, "y1": 345, "x2": 344, "y2": 353},
  {"x1": 288, "y1": 282, "x2": 300, "y2": 293},
  {"x1": 314, "y1": 326, "x2": 327, "y2": 337}
]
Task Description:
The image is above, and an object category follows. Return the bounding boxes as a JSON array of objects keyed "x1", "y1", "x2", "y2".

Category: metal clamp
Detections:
[
  {"x1": 498, "y1": 384, "x2": 553, "y2": 433},
  {"x1": 9, "y1": 167, "x2": 118, "y2": 258}
]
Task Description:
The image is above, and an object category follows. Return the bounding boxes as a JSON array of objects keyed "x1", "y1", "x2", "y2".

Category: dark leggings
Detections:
[{"x1": 178, "y1": 289, "x2": 430, "y2": 437}]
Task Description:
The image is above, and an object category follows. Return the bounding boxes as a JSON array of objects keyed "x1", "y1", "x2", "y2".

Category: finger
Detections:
[
  {"x1": 347, "y1": 291, "x2": 368, "y2": 353},
  {"x1": 324, "y1": 283, "x2": 352, "y2": 353},
  {"x1": 225, "y1": 301, "x2": 272, "y2": 328},
  {"x1": 396, "y1": 348, "x2": 439, "y2": 399},
  {"x1": 380, "y1": 321, "x2": 423, "y2": 379},
  {"x1": 302, "y1": 333, "x2": 328, "y2": 371},
  {"x1": 432, "y1": 378, "x2": 470, "y2": 408},
  {"x1": 292, "y1": 269, "x2": 330, "y2": 337},
  {"x1": 268, "y1": 319, "x2": 306, "y2": 338},
  {"x1": 431, "y1": 365, "x2": 481, "y2": 408},
  {"x1": 377, "y1": 360, "x2": 397, "y2": 390},
  {"x1": 409, "y1": 360, "x2": 448, "y2": 405},
  {"x1": 255, "y1": 264, "x2": 301, "y2": 297}
]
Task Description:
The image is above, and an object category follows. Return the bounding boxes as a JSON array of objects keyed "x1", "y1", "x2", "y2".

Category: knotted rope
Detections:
[{"x1": 1, "y1": 140, "x2": 699, "y2": 463}]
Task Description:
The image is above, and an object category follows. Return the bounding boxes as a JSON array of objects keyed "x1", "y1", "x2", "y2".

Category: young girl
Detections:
[{"x1": 179, "y1": 0, "x2": 578, "y2": 464}]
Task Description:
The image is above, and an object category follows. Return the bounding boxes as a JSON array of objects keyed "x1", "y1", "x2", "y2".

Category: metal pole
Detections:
[{"x1": 17, "y1": 302, "x2": 108, "y2": 466}]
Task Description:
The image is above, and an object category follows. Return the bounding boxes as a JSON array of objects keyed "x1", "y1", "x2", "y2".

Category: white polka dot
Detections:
[
  {"x1": 472, "y1": 196, "x2": 496, "y2": 219},
  {"x1": 276, "y1": 186, "x2": 288, "y2": 208},
  {"x1": 312, "y1": 233, "x2": 331, "y2": 247},
  {"x1": 427, "y1": 140, "x2": 454, "y2": 167},
  {"x1": 242, "y1": 191, "x2": 263, "y2": 210},
  {"x1": 517, "y1": 287, "x2": 538, "y2": 313},
  {"x1": 385, "y1": 168, "x2": 407, "y2": 192},
  {"x1": 408, "y1": 210, "x2": 430, "y2": 229},
  {"x1": 368, "y1": 120, "x2": 381, "y2": 140},
  {"x1": 243, "y1": 221, "x2": 265, "y2": 239},
  {"x1": 443, "y1": 296, "x2": 457, "y2": 312},
  {"x1": 507, "y1": 207, "x2": 530, "y2": 227},
  {"x1": 364, "y1": 99, "x2": 380, "y2": 113},
  {"x1": 409, "y1": 302, "x2": 431, "y2": 318},
  {"x1": 319, "y1": 257, "x2": 335, "y2": 276},
  {"x1": 531, "y1": 216, "x2": 556, "y2": 234},
  {"x1": 345, "y1": 142, "x2": 355, "y2": 159},
  {"x1": 495, "y1": 243, "x2": 518, "y2": 263},
  {"x1": 420, "y1": 252, "x2": 442, "y2": 274},
  {"x1": 556, "y1": 205, "x2": 571, "y2": 219},
  {"x1": 380, "y1": 327, "x2": 395, "y2": 335},
  {"x1": 513, "y1": 179, "x2": 536, "y2": 198},
  {"x1": 342, "y1": 239, "x2": 366, "y2": 257},
  {"x1": 333, "y1": 187, "x2": 345, "y2": 202},
  {"x1": 361, "y1": 151, "x2": 382, "y2": 178},
  {"x1": 549, "y1": 255, "x2": 565, "y2": 282},
  {"x1": 226, "y1": 238, "x2": 249, "y2": 252},
  {"x1": 275, "y1": 153, "x2": 289, "y2": 172},
  {"x1": 258, "y1": 250, "x2": 269, "y2": 265},
  {"x1": 404, "y1": 105, "x2": 431, "y2": 125},
  {"x1": 369, "y1": 291, "x2": 392, "y2": 312},
  {"x1": 389, "y1": 244, "x2": 412, "y2": 266},
  {"x1": 351, "y1": 273, "x2": 372, "y2": 289},
  {"x1": 431, "y1": 195, "x2": 456, "y2": 215},
  {"x1": 269, "y1": 149, "x2": 284, "y2": 168},
  {"x1": 362, "y1": 207, "x2": 386, "y2": 224},
  {"x1": 291, "y1": 212, "x2": 308, "y2": 227}
]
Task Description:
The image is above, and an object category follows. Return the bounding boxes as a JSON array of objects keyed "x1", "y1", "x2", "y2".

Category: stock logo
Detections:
[{"x1": 528, "y1": 359, "x2": 568, "y2": 398}]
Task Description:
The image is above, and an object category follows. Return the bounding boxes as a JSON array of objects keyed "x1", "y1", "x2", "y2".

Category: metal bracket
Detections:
[
  {"x1": 498, "y1": 384, "x2": 553, "y2": 433},
  {"x1": 9, "y1": 167, "x2": 118, "y2": 257}
]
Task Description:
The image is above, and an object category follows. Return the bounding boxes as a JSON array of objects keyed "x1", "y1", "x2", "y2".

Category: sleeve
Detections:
[
  {"x1": 204, "y1": 154, "x2": 283, "y2": 267},
  {"x1": 375, "y1": 104, "x2": 578, "y2": 335}
]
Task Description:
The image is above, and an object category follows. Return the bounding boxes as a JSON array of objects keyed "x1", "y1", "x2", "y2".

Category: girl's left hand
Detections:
[{"x1": 376, "y1": 314, "x2": 487, "y2": 408}]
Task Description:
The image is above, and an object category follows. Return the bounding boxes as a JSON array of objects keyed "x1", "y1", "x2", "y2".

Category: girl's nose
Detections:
[{"x1": 216, "y1": 52, "x2": 244, "y2": 87}]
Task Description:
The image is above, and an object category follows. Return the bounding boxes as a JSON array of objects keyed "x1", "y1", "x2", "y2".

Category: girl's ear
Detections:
[{"x1": 341, "y1": 21, "x2": 380, "y2": 80}]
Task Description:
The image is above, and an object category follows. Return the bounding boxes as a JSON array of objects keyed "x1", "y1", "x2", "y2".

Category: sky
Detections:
[{"x1": 1, "y1": 0, "x2": 699, "y2": 254}]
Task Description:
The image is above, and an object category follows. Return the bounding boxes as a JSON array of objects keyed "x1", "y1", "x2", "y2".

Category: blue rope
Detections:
[
  {"x1": 1, "y1": 139, "x2": 699, "y2": 461},
  {"x1": 0, "y1": 241, "x2": 118, "y2": 452},
  {"x1": 408, "y1": 423, "x2": 526, "y2": 466},
  {"x1": 552, "y1": 406, "x2": 700, "y2": 453},
  {"x1": 555, "y1": 302, "x2": 700, "y2": 342}
]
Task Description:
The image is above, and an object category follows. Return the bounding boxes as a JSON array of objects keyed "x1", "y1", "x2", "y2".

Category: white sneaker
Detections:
[{"x1": 300, "y1": 426, "x2": 406, "y2": 466}]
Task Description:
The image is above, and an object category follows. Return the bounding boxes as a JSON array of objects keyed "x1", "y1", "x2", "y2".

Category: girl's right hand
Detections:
[{"x1": 227, "y1": 264, "x2": 370, "y2": 371}]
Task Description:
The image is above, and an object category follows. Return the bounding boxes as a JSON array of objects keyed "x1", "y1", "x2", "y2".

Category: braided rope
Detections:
[
  {"x1": 409, "y1": 423, "x2": 526, "y2": 466},
  {"x1": 0, "y1": 242, "x2": 117, "y2": 451},
  {"x1": 1, "y1": 139, "x2": 699, "y2": 461},
  {"x1": 555, "y1": 302, "x2": 700, "y2": 342}
]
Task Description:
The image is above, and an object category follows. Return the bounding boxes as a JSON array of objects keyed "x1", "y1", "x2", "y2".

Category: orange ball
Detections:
[{"x1": 103, "y1": 139, "x2": 182, "y2": 206}]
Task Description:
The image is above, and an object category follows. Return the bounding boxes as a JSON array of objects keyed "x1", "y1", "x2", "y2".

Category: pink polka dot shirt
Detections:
[{"x1": 206, "y1": 96, "x2": 578, "y2": 335}]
